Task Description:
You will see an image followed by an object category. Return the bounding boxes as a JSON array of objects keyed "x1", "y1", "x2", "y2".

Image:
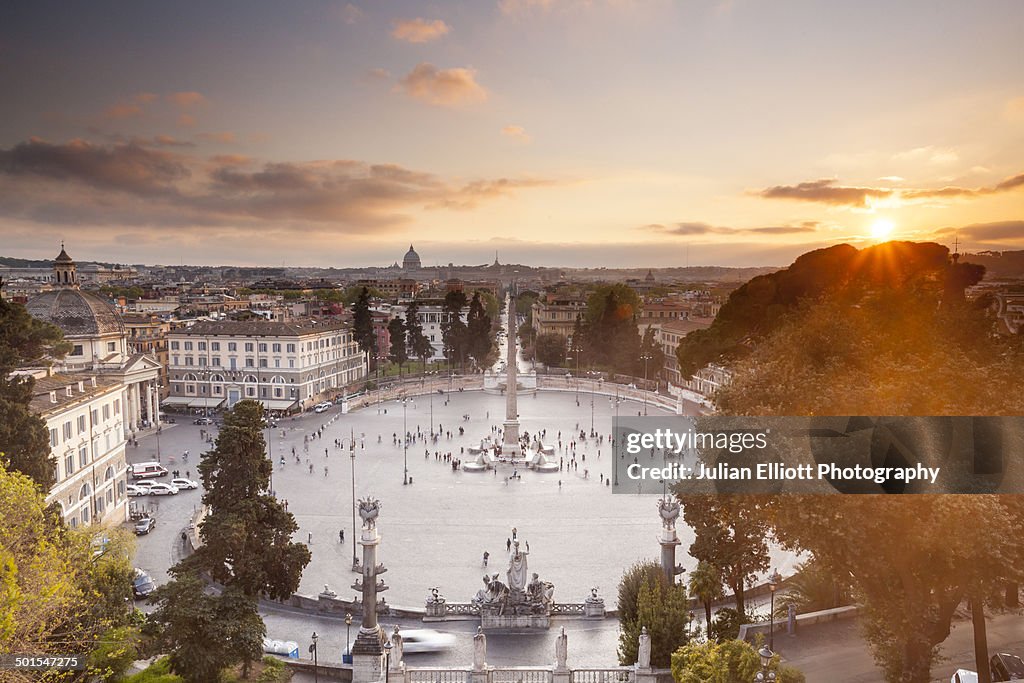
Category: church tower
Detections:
[{"x1": 53, "y1": 243, "x2": 79, "y2": 288}]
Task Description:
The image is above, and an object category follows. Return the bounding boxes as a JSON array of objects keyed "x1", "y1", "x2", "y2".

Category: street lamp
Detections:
[
  {"x1": 754, "y1": 645, "x2": 776, "y2": 682},
  {"x1": 350, "y1": 444, "x2": 358, "y2": 571},
  {"x1": 343, "y1": 613, "x2": 353, "y2": 664},
  {"x1": 309, "y1": 631, "x2": 319, "y2": 683},
  {"x1": 401, "y1": 394, "x2": 409, "y2": 485},
  {"x1": 640, "y1": 353, "x2": 653, "y2": 416},
  {"x1": 768, "y1": 569, "x2": 782, "y2": 651}
]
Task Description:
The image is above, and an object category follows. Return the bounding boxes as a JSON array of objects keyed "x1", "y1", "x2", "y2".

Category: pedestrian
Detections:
[
  {"x1": 309, "y1": 462, "x2": 314, "y2": 474},
  {"x1": 512, "y1": 527, "x2": 517, "y2": 541},
  {"x1": 186, "y1": 470, "x2": 190, "y2": 479},
  {"x1": 324, "y1": 466, "x2": 329, "y2": 477},
  {"x1": 483, "y1": 551, "x2": 489, "y2": 567},
  {"x1": 558, "y1": 480, "x2": 562, "y2": 489},
  {"x1": 308, "y1": 532, "x2": 312, "y2": 544},
  {"x1": 506, "y1": 538, "x2": 512, "y2": 552},
  {"x1": 180, "y1": 531, "x2": 187, "y2": 547},
  {"x1": 339, "y1": 529, "x2": 345, "y2": 543}
]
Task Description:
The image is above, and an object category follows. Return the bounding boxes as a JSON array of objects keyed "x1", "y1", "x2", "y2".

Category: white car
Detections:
[
  {"x1": 393, "y1": 629, "x2": 456, "y2": 654},
  {"x1": 133, "y1": 480, "x2": 155, "y2": 494},
  {"x1": 146, "y1": 482, "x2": 179, "y2": 496},
  {"x1": 126, "y1": 484, "x2": 147, "y2": 497},
  {"x1": 951, "y1": 671, "x2": 978, "y2": 683},
  {"x1": 171, "y1": 478, "x2": 199, "y2": 490},
  {"x1": 314, "y1": 402, "x2": 331, "y2": 413}
]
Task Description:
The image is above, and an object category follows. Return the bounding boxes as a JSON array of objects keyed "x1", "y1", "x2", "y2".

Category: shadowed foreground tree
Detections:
[
  {"x1": 616, "y1": 561, "x2": 691, "y2": 667},
  {"x1": 708, "y1": 243, "x2": 1024, "y2": 682},
  {"x1": 687, "y1": 560, "x2": 723, "y2": 637}
]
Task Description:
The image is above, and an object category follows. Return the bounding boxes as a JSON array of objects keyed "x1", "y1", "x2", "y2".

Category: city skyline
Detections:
[{"x1": 1, "y1": 0, "x2": 1022, "y2": 268}]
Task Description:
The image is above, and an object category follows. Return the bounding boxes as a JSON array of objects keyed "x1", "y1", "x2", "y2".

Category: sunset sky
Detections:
[{"x1": 1, "y1": 0, "x2": 1022, "y2": 268}]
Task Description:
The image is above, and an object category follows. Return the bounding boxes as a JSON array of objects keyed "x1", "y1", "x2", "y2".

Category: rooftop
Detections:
[
  {"x1": 172, "y1": 319, "x2": 351, "y2": 337},
  {"x1": 27, "y1": 373, "x2": 122, "y2": 416}
]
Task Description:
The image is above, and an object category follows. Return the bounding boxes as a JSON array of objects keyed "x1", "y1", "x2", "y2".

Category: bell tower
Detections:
[{"x1": 53, "y1": 242, "x2": 79, "y2": 288}]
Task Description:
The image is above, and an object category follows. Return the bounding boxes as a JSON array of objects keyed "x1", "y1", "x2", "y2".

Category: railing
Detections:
[
  {"x1": 445, "y1": 602, "x2": 481, "y2": 616},
  {"x1": 490, "y1": 668, "x2": 553, "y2": 683},
  {"x1": 550, "y1": 603, "x2": 585, "y2": 615},
  {"x1": 571, "y1": 670, "x2": 633, "y2": 683},
  {"x1": 406, "y1": 668, "x2": 471, "y2": 683}
]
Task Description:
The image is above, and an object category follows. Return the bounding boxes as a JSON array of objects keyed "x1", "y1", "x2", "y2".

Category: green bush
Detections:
[
  {"x1": 671, "y1": 638, "x2": 805, "y2": 683},
  {"x1": 87, "y1": 626, "x2": 141, "y2": 682},
  {"x1": 709, "y1": 608, "x2": 745, "y2": 642},
  {"x1": 123, "y1": 657, "x2": 184, "y2": 683}
]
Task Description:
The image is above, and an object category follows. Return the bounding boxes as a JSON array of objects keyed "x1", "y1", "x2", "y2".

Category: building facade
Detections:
[
  {"x1": 164, "y1": 320, "x2": 367, "y2": 413},
  {"x1": 531, "y1": 292, "x2": 587, "y2": 340},
  {"x1": 27, "y1": 371, "x2": 130, "y2": 528}
]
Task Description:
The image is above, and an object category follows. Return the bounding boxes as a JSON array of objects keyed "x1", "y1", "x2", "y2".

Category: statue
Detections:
[
  {"x1": 527, "y1": 572, "x2": 554, "y2": 608},
  {"x1": 507, "y1": 540, "x2": 529, "y2": 592},
  {"x1": 427, "y1": 587, "x2": 445, "y2": 604},
  {"x1": 554, "y1": 627, "x2": 568, "y2": 670},
  {"x1": 358, "y1": 497, "x2": 381, "y2": 529},
  {"x1": 657, "y1": 498, "x2": 680, "y2": 530},
  {"x1": 391, "y1": 626, "x2": 404, "y2": 668},
  {"x1": 637, "y1": 626, "x2": 651, "y2": 668},
  {"x1": 473, "y1": 627, "x2": 487, "y2": 670}
]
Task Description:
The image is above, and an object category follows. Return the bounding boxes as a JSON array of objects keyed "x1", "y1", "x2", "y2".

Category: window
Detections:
[
  {"x1": 259, "y1": 358, "x2": 268, "y2": 368},
  {"x1": 211, "y1": 341, "x2": 220, "y2": 351},
  {"x1": 65, "y1": 454, "x2": 74, "y2": 477},
  {"x1": 77, "y1": 415, "x2": 86, "y2": 434},
  {"x1": 289, "y1": 359, "x2": 295, "y2": 368},
  {"x1": 259, "y1": 343, "x2": 268, "y2": 353},
  {"x1": 107, "y1": 341, "x2": 116, "y2": 352},
  {"x1": 186, "y1": 384, "x2": 195, "y2": 394},
  {"x1": 170, "y1": 341, "x2": 180, "y2": 350},
  {"x1": 246, "y1": 386, "x2": 255, "y2": 397},
  {"x1": 63, "y1": 421, "x2": 73, "y2": 440},
  {"x1": 185, "y1": 355, "x2": 194, "y2": 366},
  {"x1": 274, "y1": 358, "x2": 280, "y2": 368},
  {"x1": 212, "y1": 356, "x2": 221, "y2": 367},
  {"x1": 245, "y1": 343, "x2": 254, "y2": 352},
  {"x1": 103, "y1": 404, "x2": 110, "y2": 420},
  {"x1": 172, "y1": 355, "x2": 180, "y2": 366},
  {"x1": 246, "y1": 358, "x2": 255, "y2": 367},
  {"x1": 72, "y1": 344, "x2": 83, "y2": 356},
  {"x1": 50, "y1": 428, "x2": 59, "y2": 447},
  {"x1": 198, "y1": 357, "x2": 207, "y2": 366},
  {"x1": 114, "y1": 399, "x2": 120, "y2": 415},
  {"x1": 184, "y1": 341, "x2": 193, "y2": 350},
  {"x1": 79, "y1": 447, "x2": 88, "y2": 469},
  {"x1": 272, "y1": 343, "x2": 281, "y2": 352},
  {"x1": 228, "y1": 342, "x2": 237, "y2": 351},
  {"x1": 173, "y1": 384, "x2": 180, "y2": 393},
  {"x1": 198, "y1": 341, "x2": 207, "y2": 351},
  {"x1": 213, "y1": 385, "x2": 222, "y2": 395},
  {"x1": 287, "y1": 344, "x2": 296, "y2": 353}
]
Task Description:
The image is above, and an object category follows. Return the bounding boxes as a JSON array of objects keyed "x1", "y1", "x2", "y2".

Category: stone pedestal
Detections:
[
  {"x1": 584, "y1": 596, "x2": 606, "y2": 619},
  {"x1": 351, "y1": 627, "x2": 384, "y2": 683},
  {"x1": 480, "y1": 611, "x2": 550, "y2": 632}
]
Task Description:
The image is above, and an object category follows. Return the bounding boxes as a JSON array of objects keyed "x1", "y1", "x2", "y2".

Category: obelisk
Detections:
[{"x1": 502, "y1": 291, "x2": 521, "y2": 458}]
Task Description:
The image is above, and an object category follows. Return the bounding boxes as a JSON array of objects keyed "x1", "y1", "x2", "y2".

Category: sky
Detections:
[{"x1": 0, "y1": 0, "x2": 1022, "y2": 269}]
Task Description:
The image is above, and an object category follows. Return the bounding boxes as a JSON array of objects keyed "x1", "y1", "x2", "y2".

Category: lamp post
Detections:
[
  {"x1": 310, "y1": 631, "x2": 319, "y2": 683},
  {"x1": 350, "y1": 445, "x2": 357, "y2": 571},
  {"x1": 344, "y1": 612, "x2": 353, "y2": 664},
  {"x1": 768, "y1": 569, "x2": 782, "y2": 651},
  {"x1": 402, "y1": 394, "x2": 409, "y2": 485},
  {"x1": 383, "y1": 639, "x2": 393, "y2": 683},
  {"x1": 425, "y1": 370, "x2": 436, "y2": 436},
  {"x1": 155, "y1": 384, "x2": 163, "y2": 461},
  {"x1": 754, "y1": 645, "x2": 776, "y2": 682},
  {"x1": 640, "y1": 352, "x2": 652, "y2": 416}
]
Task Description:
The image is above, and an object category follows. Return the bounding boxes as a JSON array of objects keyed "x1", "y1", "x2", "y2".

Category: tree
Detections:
[
  {"x1": 387, "y1": 317, "x2": 408, "y2": 374},
  {"x1": 191, "y1": 400, "x2": 310, "y2": 601},
  {"x1": 404, "y1": 300, "x2": 433, "y2": 366},
  {"x1": 671, "y1": 638, "x2": 804, "y2": 683},
  {"x1": 638, "y1": 326, "x2": 665, "y2": 382},
  {"x1": 581, "y1": 285, "x2": 642, "y2": 374},
  {"x1": 679, "y1": 495, "x2": 770, "y2": 617},
  {"x1": 687, "y1": 560, "x2": 723, "y2": 636},
  {"x1": 535, "y1": 332, "x2": 567, "y2": 367},
  {"x1": 352, "y1": 287, "x2": 377, "y2": 370},
  {"x1": 441, "y1": 290, "x2": 468, "y2": 368},
  {"x1": 146, "y1": 572, "x2": 264, "y2": 683},
  {"x1": 467, "y1": 292, "x2": 493, "y2": 366},
  {"x1": 0, "y1": 297, "x2": 71, "y2": 489},
  {"x1": 618, "y1": 577, "x2": 690, "y2": 667}
]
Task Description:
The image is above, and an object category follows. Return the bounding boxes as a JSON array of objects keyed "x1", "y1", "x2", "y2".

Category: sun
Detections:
[{"x1": 870, "y1": 218, "x2": 895, "y2": 240}]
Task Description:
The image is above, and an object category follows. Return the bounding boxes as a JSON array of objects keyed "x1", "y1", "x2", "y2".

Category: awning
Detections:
[
  {"x1": 160, "y1": 396, "x2": 193, "y2": 406},
  {"x1": 189, "y1": 397, "x2": 225, "y2": 408},
  {"x1": 261, "y1": 399, "x2": 298, "y2": 411}
]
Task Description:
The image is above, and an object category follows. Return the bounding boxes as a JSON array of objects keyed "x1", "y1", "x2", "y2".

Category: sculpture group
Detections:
[{"x1": 472, "y1": 538, "x2": 555, "y2": 629}]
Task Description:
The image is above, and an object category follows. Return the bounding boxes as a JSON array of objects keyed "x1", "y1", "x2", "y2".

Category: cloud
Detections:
[
  {"x1": 337, "y1": 3, "x2": 363, "y2": 24},
  {"x1": 102, "y1": 93, "x2": 159, "y2": 120},
  {"x1": 643, "y1": 221, "x2": 819, "y2": 236},
  {"x1": 391, "y1": 18, "x2": 451, "y2": 43},
  {"x1": 177, "y1": 114, "x2": 198, "y2": 128},
  {"x1": 757, "y1": 172, "x2": 1024, "y2": 207},
  {"x1": 501, "y1": 125, "x2": 531, "y2": 143},
  {"x1": 498, "y1": 0, "x2": 557, "y2": 14},
  {"x1": 397, "y1": 63, "x2": 488, "y2": 107},
  {"x1": 1003, "y1": 96, "x2": 1024, "y2": 123},
  {"x1": 933, "y1": 221, "x2": 1024, "y2": 243},
  {"x1": 195, "y1": 131, "x2": 238, "y2": 144},
  {"x1": 166, "y1": 91, "x2": 206, "y2": 108},
  {"x1": 892, "y1": 146, "x2": 959, "y2": 165},
  {"x1": 0, "y1": 138, "x2": 556, "y2": 231},
  {"x1": 758, "y1": 179, "x2": 893, "y2": 207},
  {"x1": 365, "y1": 67, "x2": 392, "y2": 82}
]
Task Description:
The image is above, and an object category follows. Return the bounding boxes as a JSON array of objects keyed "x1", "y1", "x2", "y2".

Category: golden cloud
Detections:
[
  {"x1": 397, "y1": 63, "x2": 488, "y2": 107},
  {"x1": 501, "y1": 125, "x2": 531, "y2": 143},
  {"x1": 391, "y1": 18, "x2": 451, "y2": 43}
]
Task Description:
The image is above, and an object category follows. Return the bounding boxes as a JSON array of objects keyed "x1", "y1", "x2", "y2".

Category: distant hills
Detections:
[{"x1": 961, "y1": 251, "x2": 1024, "y2": 279}]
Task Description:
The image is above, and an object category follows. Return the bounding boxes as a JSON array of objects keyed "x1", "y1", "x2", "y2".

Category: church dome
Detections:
[
  {"x1": 403, "y1": 244, "x2": 422, "y2": 270},
  {"x1": 26, "y1": 289, "x2": 125, "y2": 337}
]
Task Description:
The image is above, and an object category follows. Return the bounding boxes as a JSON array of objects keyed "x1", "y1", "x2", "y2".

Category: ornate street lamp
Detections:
[
  {"x1": 768, "y1": 569, "x2": 782, "y2": 650},
  {"x1": 754, "y1": 644, "x2": 776, "y2": 682},
  {"x1": 344, "y1": 612, "x2": 353, "y2": 664},
  {"x1": 383, "y1": 639, "x2": 393, "y2": 683},
  {"x1": 640, "y1": 352, "x2": 653, "y2": 416},
  {"x1": 309, "y1": 631, "x2": 319, "y2": 683}
]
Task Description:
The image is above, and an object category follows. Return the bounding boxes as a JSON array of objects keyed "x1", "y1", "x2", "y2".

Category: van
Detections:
[{"x1": 130, "y1": 462, "x2": 169, "y2": 479}]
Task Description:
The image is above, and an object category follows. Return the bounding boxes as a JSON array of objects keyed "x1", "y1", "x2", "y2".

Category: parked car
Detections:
[
  {"x1": 133, "y1": 480, "x2": 155, "y2": 493},
  {"x1": 146, "y1": 482, "x2": 179, "y2": 496},
  {"x1": 991, "y1": 653, "x2": 1024, "y2": 681},
  {"x1": 193, "y1": 416, "x2": 215, "y2": 425},
  {"x1": 171, "y1": 478, "x2": 198, "y2": 490},
  {"x1": 126, "y1": 484, "x2": 146, "y2": 497},
  {"x1": 952, "y1": 671, "x2": 978, "y2": 683},
  {"x1": 134, "y1": 516, "x2": 156, "y2": 535},
  {"x1": 133, "y1": 569, "x2": 156, "y2": 599}
]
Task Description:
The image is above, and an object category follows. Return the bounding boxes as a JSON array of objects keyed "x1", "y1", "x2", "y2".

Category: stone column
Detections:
[
  {"x1": 502, "y1": 291, "x2": 521, "y2": 457},
  {"x1": 147, "y1": 381, "x2": 157, "y2": 428},
  {"x1": 351, "y1": 499, "x2": 387, "y2": 683},
  {"x1": 658, "y1": 499, "x2": 682, "y2": 585},
  {"x1": 127, "y1": 383, "x2": 138, "y2": 434}
]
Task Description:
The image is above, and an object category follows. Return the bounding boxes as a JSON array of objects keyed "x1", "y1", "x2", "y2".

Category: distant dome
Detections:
[
  {"x1": 26, "y1": 289, "x2": 125, "y2": 337},
  {"x1": 403, "y1": 244, "x2": 422, "y2": 270}
]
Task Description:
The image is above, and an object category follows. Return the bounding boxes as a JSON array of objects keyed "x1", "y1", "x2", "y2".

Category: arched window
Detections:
[
  {"x1": 243, "y1": 374, "x2": 258, "y2": 384},
  {"x1": 79, "y1": 483, "x2": 91, "y2": 498},
  {"x1": 104, "y1": 466, "x2": 114, "y2": 481},
  {"x1": 183, "y1": 373, "x2": 198, "y2": 382},
  {"x1": 211, "y1": 373, "x2": 225, "y2": 382}
]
